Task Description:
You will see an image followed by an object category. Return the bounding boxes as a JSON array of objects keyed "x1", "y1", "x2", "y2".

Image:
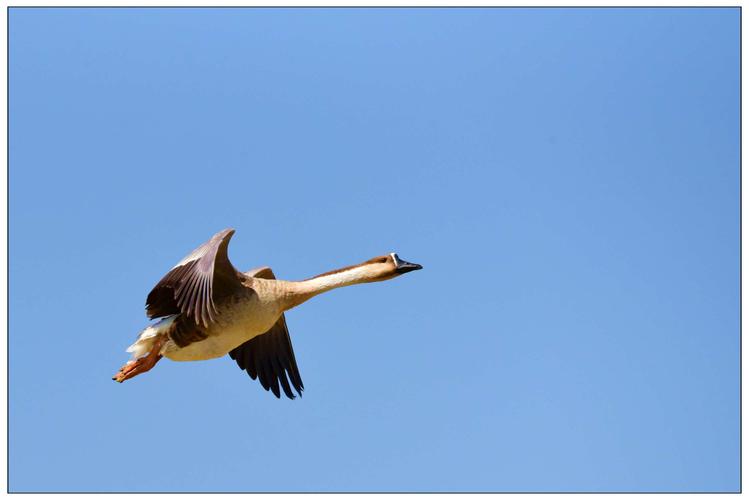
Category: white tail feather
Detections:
[{"x1": 127, "y1": 315, "x2": 178, "y2": 360}]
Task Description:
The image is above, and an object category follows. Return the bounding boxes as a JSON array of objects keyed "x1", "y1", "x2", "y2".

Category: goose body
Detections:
[
  {"x1": 114, "y1": 228, "x2": 422, "y2": 399},
  {"x1": 160, "y1": 278, "x2": 282, "y2": 361}
]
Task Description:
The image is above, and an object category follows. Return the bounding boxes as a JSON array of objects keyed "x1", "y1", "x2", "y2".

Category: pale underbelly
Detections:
[{"x1": 163, "y1": 304, "x2": 281, "y2": 362}]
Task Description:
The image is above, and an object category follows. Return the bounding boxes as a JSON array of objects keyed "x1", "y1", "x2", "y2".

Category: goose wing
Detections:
[
  {"x1": 229, "y1": 266, "x2": 304, "y2": 399},
  {"x1": 146, "y1": 228, "x2": 243, "y2": 327}
]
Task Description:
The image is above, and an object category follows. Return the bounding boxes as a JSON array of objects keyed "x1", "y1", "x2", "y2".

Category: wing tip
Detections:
[
  {"x1": 217, "y1": 227, "x2": 236, "y2": 239},
  {"x1": 236, "y1": 367, "x2": 303, "y2": 400}
]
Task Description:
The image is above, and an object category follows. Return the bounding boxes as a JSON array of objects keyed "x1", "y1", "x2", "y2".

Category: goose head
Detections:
[{"x1": 357, "y1": 253, "x2": 423, "y2": 282}]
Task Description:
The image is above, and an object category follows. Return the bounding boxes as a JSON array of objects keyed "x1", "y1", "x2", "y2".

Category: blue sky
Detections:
[{"x1": 9, "y1": 7, "x2": 739, "y2": 492}]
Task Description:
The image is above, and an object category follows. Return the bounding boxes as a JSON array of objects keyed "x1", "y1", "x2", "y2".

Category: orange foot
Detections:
[{"x1": 113, "y1": 337, "x2": 166, "y2": 383}]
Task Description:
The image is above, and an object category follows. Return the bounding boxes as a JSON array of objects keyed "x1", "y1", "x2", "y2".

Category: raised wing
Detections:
[
  {"x1": 229, "y1": 266, "x2": 304, "y2": 399},
  {"x1": 146, "y1": 228, "x2": 243, "y2": 327}
]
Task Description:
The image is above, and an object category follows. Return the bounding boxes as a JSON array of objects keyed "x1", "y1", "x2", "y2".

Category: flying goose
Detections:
[{"x1": 113, "y1": 228, "x2": 422, "y2": 399}]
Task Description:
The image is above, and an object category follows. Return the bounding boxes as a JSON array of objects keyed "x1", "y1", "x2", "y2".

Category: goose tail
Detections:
[{"x1": 126, "y1": 315, "x2": 178, "y2": 360}]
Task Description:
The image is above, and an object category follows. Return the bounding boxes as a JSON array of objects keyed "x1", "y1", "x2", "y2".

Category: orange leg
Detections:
[{"x1": 113, "y1": 336, "x2": 167, "y2": 383}]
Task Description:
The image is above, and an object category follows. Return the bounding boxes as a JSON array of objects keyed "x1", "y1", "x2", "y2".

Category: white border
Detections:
[{"x1": 1, "y1": 3, "x2": 742, "y2": 499}]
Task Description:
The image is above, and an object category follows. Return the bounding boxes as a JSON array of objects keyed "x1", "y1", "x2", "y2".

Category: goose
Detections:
[{"x1": 113, "y1": 228, "x2": 422, "y2": 399}]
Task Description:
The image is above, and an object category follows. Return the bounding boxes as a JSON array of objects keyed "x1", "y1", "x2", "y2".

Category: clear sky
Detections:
[{"x1": 9, "y1": 7, "x2": 739, "y2": 493}]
